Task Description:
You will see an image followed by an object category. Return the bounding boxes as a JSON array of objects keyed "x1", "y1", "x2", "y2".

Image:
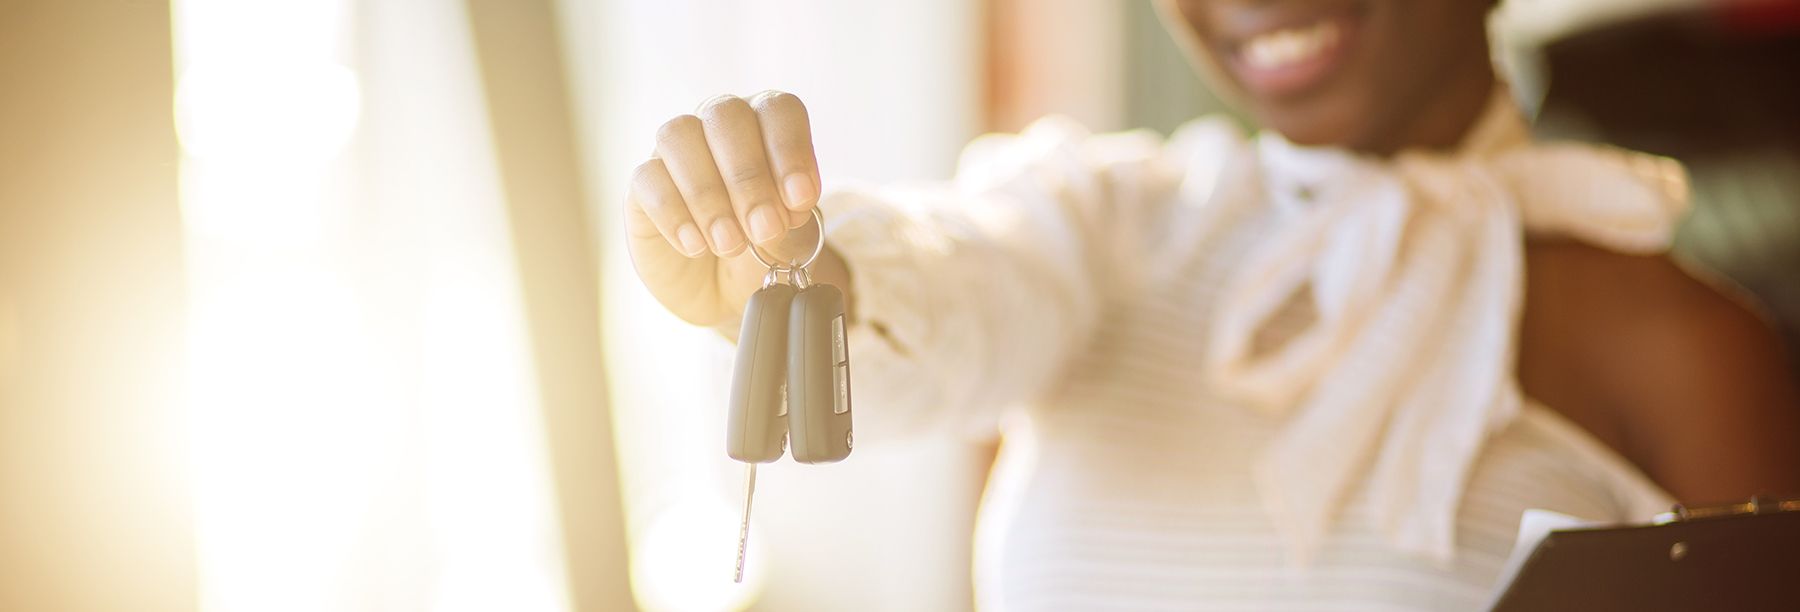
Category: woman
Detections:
[{"x1": 625, "y1": 0, "x2": 1800, "y2": 608}]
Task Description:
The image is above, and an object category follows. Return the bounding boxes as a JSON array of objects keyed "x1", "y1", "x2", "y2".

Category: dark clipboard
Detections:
[{"x1": 1488, "y1": 499, "x2": 1800, "y2": 611}]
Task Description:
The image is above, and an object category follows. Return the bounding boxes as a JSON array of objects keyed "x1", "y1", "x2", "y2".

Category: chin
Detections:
[
  {"x1": 1253, "y1": 92, "x2": 1377, "y2": 149},
  {"x1": 1262, "y1": 118, "x2": 1353, "y2": 147}
]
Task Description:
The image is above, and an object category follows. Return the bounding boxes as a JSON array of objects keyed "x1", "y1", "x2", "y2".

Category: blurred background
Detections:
[{"x1": 2, "y1": 0, "x2": 1795, "y2": 611}]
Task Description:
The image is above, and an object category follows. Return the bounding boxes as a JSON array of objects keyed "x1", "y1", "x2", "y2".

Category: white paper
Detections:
[{"x1": 1484, "y1": 509, "x2": 1602, "y2": 609}]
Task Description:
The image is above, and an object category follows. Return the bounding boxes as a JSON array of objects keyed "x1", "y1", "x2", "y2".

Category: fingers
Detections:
[
  {"x1": 697, "y1": 95, "x2": 789, "y2": 246},
  {"x1": 655, "y1": 113, "x2": 745, "y2": 256},
  {"x1": 628, "y1": 158, "x2": 707, "y2": 257},
  {"x1": 645, "y1": 92, "x2": 820, "y2": 258},
  {"x1": 749, "y1": 91, "x2": 821, "y2": 223}
]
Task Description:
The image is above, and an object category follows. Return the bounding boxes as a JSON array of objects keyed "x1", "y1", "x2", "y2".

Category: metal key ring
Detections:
[{"x1": 746, "y1": 207, "x2": 826, "y2": 271}]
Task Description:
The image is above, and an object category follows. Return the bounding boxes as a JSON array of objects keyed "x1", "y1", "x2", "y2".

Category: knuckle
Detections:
[
  {"x1": 635, "y1": 191, "x2": 674, "y2": 216},
  {"x1": 696, "y1": 94, "x2": 751, "y2": 124},
  {"x1": 654, "y1": 114, "x2": 701, "y2": 148},
  {"x1": 724, "y1": 163, "x2": 768, "y2": 188},
  {"x1": 685, "y1": 182, "x2": 728, "y2": 212},
  {"x1": 751, "y1": 90, "x2": 805, "y2": 115},
  {"x1": 629, "y1": 159, "x2": 666, "y2": 188}
]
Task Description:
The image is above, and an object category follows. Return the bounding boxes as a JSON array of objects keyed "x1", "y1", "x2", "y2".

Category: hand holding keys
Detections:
[{"x1": 727, "y1": 207, "x2": 853, "y2": 582}]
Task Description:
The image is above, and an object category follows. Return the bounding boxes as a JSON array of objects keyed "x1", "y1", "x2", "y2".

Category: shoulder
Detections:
[
  {"x1": 1522, "y1": 240, "x2": 1800, "y2": 503},
  {"x1": 1523, "y1": 240, "x2": 1779, "y2": 380}
]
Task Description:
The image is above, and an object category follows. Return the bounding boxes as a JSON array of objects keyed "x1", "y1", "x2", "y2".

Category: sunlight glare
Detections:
[{"x1": 632, "y1": 499, "x2": 765, "y2": 612}]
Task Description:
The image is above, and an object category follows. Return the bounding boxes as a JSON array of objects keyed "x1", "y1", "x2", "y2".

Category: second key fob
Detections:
[{"x1": 786, "y1": 283, "x2": 852, "y2": 464}]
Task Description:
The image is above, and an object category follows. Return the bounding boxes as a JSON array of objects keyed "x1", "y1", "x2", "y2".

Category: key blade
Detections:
[{"x1": 734, "y1": 462, "x2": 758, "y2": 583}]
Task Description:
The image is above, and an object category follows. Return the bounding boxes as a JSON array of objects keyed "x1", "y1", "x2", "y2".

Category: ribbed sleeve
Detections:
[{"x1": 818, "y1": 116, "x2": 1180, "y2": 441}]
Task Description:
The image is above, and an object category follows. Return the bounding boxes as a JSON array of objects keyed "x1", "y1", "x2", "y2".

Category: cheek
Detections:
[
  {"x1": 1172, "y1": 0, "x2": 1213, "y2": 32},
  {"x1": 1170, "y1": 1, "x2": 1225, "y2": 62}
]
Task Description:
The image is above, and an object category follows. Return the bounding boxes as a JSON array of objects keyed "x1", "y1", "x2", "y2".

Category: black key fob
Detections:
[
  {"x1": 727, "y1": 283, "x2": 795, "y2": 463},
  {"x1": 786, "y1": 283, "x2": 852, "y2": 464}
]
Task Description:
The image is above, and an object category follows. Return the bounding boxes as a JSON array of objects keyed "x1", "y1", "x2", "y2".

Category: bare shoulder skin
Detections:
[{"x1": 1519, "y1": 239, "x2": 1800, "y2": 502}]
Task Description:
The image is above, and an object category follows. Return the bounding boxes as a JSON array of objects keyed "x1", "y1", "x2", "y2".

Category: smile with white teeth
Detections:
[{"x1": 1240, "y1": 20, "x2": 1341, "y2": 70}]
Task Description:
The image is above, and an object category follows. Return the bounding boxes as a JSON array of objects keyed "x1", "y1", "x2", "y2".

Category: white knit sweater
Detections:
[{"x1": 819, "y1": 93, "x2": 1681, "y2": 610}]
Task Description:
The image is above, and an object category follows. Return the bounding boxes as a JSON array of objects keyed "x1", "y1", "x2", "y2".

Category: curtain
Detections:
[{"x1": 177, "y1": 1, "x2": 573, "y2": 610}]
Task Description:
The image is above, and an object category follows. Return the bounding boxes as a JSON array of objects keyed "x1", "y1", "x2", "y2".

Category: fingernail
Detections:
[
  {"x1": 709, "y1": 218, "x2": 742, "y2": 254},
  {"x1": 676, "y1": 224, "x2": 707, "y2": 257},
  {"x1": 748, "y1": 206, "x2": 783, "y2": 244},
  {"x1": 783, "y1": 173, "x2": 817, "y2": 210}
]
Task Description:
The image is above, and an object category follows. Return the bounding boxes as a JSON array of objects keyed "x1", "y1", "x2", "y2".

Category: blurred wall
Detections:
[
  {"x1": 987, "y1": 1, "x2": 1244, "y2": 140},
  {"x1": 1122, "y1": 1, "x2": 1248, "y2": 135},
  {"x1": 987, "y1": 0, "x2": 1127, "y2": 132},
  {"x1": 0, "y1": 1, "x2": 196, "y2": 611}
]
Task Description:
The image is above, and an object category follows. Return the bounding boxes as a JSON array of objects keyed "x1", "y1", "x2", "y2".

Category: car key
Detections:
[
  {"x1": 727, "y1": 207, "x2": 849, "y2": 582},
  {"x1": 727, "y1": 275, "x2": 794, "y2": 583},
  {"x1": 727, "y1": 279, "x2": 794, "y2": 464},
  {"x1": 786, "y1": 271, "x2": 853, "y2": 464}
]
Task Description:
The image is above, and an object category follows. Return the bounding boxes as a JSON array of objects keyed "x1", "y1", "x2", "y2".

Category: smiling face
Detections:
[{"x1": 1168, "y1": 0, "x2": 1497, "y2": 155}]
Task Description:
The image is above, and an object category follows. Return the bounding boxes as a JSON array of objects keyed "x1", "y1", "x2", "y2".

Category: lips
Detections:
[{"x1": 1218, "y1": 8, "x2": 1362, "y2": 99}]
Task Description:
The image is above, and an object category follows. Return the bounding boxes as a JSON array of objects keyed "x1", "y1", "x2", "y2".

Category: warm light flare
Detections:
[
  {"x1": 176, "y1": 1, "x2": 571, "y2": 611},
  {"x1": 175, "y1": 61, "x2": 361, "y2": 163},
  {"x1": 631, "y1": 499, "x2": 765, "y2": 612}
]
